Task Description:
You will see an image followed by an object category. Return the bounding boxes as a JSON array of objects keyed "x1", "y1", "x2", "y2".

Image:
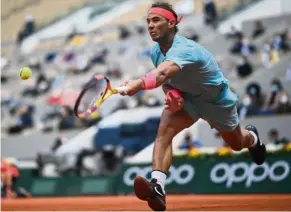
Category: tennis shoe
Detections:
[
  {"x1": 134, "y1": 176, "x2": 166, "y2": 211},
  {"x1": 246, "y1": 125, "x2": 267, "y2": 165}
]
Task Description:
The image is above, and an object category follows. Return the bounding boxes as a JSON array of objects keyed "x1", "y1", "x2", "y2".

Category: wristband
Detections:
[
  {"x1": 141, "y1": 72, "x2": 157, "y2": 90},
  {"x1": 166, "y1": 89, "x2": 182, "y2": 100}
]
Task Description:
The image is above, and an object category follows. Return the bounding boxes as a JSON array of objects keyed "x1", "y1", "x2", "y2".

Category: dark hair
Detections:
[
  {"x1": 271, "y1": 78, "x2": 283, "y2": 90},
  {"x1": 151, "y1": 2, "x2": 179, "y2": 33},
  {"x1": 268, "y1": 129, "x2": 279, "y2": 136},
  {"x1": 246, "y1": 82, "x2": 261, "y2": 98}
]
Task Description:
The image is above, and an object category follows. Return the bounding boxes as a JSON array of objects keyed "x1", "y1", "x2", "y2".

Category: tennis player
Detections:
[{"x1": 120, "y1": 2, "x2": 266, "y2": 211}]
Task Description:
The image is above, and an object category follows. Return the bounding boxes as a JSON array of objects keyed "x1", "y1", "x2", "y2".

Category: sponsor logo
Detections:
[
  {"x1": 123, "y1": 164, "x2": 195, "y2": 186},
  {"x1": 210, "y1": 161, "x2": 290, "y2": 188},
  {"x1": 154, "y1": 186, "x2": 164, "y2": 196}
]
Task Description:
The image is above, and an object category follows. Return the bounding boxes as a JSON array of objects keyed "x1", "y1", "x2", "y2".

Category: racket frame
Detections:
[{"x1": 74, "y1": 74, "x2": 118, "y2": 118}]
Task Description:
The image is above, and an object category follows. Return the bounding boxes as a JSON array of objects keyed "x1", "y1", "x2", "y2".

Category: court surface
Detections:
[{"x1": 2, "y1": 194, "x2": 291, "y2": 211}]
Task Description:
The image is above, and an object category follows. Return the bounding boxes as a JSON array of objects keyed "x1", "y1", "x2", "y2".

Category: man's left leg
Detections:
[
  {"x1": 205, "y1": 101, "x2": 266, "y2": 165},
  {"x1": 217, "y1": 124, "x2": 266, "y2": 165},
  {"x1": 202, "y1": 86, "x2": 266, "y2": 165}
]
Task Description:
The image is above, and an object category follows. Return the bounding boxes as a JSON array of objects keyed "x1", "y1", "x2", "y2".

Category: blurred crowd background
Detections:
[{"x1": 1, "y1": 0, "x2": 291, "y2": 197}]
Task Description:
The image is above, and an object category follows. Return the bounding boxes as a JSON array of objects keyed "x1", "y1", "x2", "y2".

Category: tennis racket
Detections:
[{"x1": 74, "y1": 74, "x2": 127, "y2": 118}]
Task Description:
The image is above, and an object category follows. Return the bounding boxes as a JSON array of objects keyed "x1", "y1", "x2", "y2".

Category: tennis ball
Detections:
[{"x1": 19, "y1": 67, "x2": 32, "y2": 80}]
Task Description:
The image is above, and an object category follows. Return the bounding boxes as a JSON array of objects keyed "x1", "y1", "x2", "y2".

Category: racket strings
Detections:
[{"x1": 74, "y1": 76, "x2": 115, "y2": 118}]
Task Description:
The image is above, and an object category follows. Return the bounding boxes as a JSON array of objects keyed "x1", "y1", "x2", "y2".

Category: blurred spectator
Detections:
[
  {"x1": 75, "y1": 148, "x2": 99, "y2": 175},
  {"x1": 179, "y1": 131, "x2": 203, "y2": 150},
  {"x1": 58, "y1": 107, "x2": 75, "y2": 130},
  {"x1": 36, "y1": 136, "x2": 68, "y2": 176},
  {"x1": 18, "y1": 105, "x2": 34, "y2": 127},
  {"x1": 91, "y1": 47, "x2": 107, "y2": 64},
  {"x1": 235, "y1": 56, "x2": 253, "y2": 78},
  {"x1": 264, "y1": 78, "x2": 291, "y2": 113},
  {"x1": 22, "y1": 72, "x2": 51, "y2": 97},
  {"x1": 51, "y1": 136, "x2": 68, "y2": 152},
  {"x1": 1, "y1": 159, "x2": 18, "y2": 198},
  {"x1": 226, "y1": 25, "x2": 243, "y2": 40},
  {"x1": 119, "y1": 25, "x2": 131, "y2": 40},
  {"x1": 275, "y1": 29, "x2": 290, "y2": 53},
  {"x1": 203, "y1": 0, "x2": 218, "y2": 29},
  {"x1": 261, "y1": 43, "x2": 271, "y2": 69},
  {"x1": 16, "y1": 26, "x2": 28, "y2": 46},
  {"x1": 276, "y1": 95, "x2": 291, "y2": 114},
  {"x1": 241, "y1": 37, "x2": 256, "y2": 57},
  {"x1": 100, "y1": 145, "x2": 124, "y2": 173},
  {"x1": 269, "y1": 46, "x2": 280, "y2": 64},
  {"x1": 16, "y1": 14, "x2": 35, "y2": 46},
  {"x1": 135, "y1": 22, "x2": 145, "y2": 35},
  {"x1": 184, "y1": 27, "x2": 199, "y2": 42},
  {"x1": 239, "y1": 82, "x2": 265, "y2": 119},
  {"x1": 273, "y1": 33, "x2": 282, "y2": 51},
  {"x1": 28, "y1": 57, "x2": 42, "y2": 71},
  {"x1": 24, "y1": 14, "x2": 35, "y2": 35},
  {"x1": 229, "y1": 37, "x2": 243, "y2": 54},
  {"x1": 1, "y1": 158, "x2": 31, "y2": 198},
  {"x1": 261, "y1": 43, "x2": 280, "y2": 69},
  {"x1": 246, "y1": 82, "x2": 265, "y2": 109},
  {"x1": 252, "y1": 20, "x2": 265, "y2": 39},
  {"x1": 36, "y1": 72, "x2": 51, "y2": 93},
  {"x1": 268, "y1": 129, "x2": 290, "y2": 145},
  {"x1": 75, "y1": 144, "x2": 125, "y2": 175},
  {"x1": 7, "y1": 104, "x2": 35, "y2": 134},
  {"x1": 230, "y1": 36, "x2": 256, "y2": 55}
]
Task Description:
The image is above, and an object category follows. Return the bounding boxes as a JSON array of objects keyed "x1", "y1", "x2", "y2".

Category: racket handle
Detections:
[{"x1": 115, "y1": 86, "x2": 128, "y2": 94}]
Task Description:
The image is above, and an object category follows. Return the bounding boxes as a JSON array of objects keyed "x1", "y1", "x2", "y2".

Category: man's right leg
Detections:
[{"x1": 134, "y1": 108, "x2": 195, "y2": 211}]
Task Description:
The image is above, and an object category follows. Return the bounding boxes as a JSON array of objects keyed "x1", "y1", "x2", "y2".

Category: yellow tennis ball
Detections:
[{"x1": 20, "y1": 67, "x2": 32, "y2": 80}]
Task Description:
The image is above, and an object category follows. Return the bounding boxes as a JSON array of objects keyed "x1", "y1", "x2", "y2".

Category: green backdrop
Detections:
[{"x1": 17, "y1": 153, "x2": 291, "y2": 196}]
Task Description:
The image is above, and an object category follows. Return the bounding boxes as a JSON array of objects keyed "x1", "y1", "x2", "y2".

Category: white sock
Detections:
[
  {"x1": 249, "y1": 131, "x2": 258, "y2": 147},
  {"x1": 151, "y1": 170, "x2": 166, "y2": 194}
]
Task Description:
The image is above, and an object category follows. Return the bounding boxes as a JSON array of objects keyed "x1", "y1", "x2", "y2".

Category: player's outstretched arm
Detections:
[
  {"x1": 122, "y1": 61, "x2": 180, "y2": 96},
  {"x1": 150, "y1": 61, "x2": 180, "y2": 86}
]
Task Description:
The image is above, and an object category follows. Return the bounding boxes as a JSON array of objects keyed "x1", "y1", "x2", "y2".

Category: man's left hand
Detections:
[{"x1": 165, "y1": 90, "x2": 184, "y2": 112}]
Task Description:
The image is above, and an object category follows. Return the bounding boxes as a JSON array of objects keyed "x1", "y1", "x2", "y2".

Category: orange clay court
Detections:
[{"x1": 2, "y1": 194, "x2": 291, "y2": 211}]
